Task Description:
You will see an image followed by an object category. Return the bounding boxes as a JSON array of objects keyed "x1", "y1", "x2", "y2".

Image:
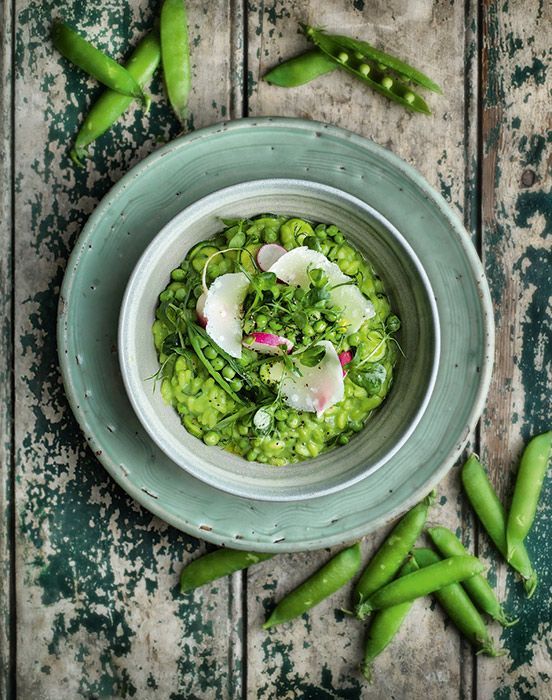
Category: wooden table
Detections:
[{"x1": 1, "y1": 1, "x2": 550, "y2": 698}]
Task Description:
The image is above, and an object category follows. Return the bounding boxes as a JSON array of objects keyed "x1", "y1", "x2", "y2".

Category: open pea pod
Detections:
[
  {"x1": 304, "y1": 26, "x2": 432, "y2": 114},
  {"x1": 308, "y1": 28, "x2": 442, "y2": 94}
]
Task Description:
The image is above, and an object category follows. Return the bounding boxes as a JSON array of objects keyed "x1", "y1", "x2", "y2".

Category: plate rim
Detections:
[{"x1": 57, "y1": 117, "x2": 494, "y2": 551}]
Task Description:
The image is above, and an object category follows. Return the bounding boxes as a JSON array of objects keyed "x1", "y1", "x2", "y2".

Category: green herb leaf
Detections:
[{"x1": 349, "y1": 363, "x2": 387, "y2": 395}]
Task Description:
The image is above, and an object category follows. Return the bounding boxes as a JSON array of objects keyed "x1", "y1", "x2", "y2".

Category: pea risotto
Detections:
[{"x1": 152, "y1": 215, "x2": 401, "y2": 465}]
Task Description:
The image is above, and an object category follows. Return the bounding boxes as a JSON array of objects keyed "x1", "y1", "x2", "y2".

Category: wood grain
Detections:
[
  {"x1": 0, "y1": 0, "x2": 15, "y2": 696},
  {"x1": 479, "y1": 1, "x2": 551, "y2": 698}
]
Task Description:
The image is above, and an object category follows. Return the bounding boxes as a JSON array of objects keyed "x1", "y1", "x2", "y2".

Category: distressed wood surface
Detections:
[{"x1": 1, "y1": 0, "x2": 550, "y2": 698}]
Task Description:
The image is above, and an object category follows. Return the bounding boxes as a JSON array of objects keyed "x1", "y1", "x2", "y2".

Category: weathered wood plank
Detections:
[
  {"x1": 479, "y1": 1, "x2": 551, "y2": 698},
  {"x1": 0, "y1": 0, "x2": 14, "y2": 696},
  {"x1": 12, "y1": 2, "x2": 243, "y2": 698},
  {"x1": 246, "y1": 1, "x2": 477, "y2": 697}
]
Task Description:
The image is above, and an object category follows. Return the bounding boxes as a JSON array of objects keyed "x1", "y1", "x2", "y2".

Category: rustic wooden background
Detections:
[{"x1": 1, "y1": 1, "x2": 550, "y2": 698}]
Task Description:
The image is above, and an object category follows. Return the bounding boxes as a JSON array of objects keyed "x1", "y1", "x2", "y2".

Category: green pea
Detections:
[
  {"x1": 174, "y1": 288, "x2": 187, "y2": 302},
  {"x1": 246, "y1": 450, "x2": 258, "y2": 461},
  {"x1": 381, "y1": 76, "x2": 393, "y2": 90},
  {"x1": 230, "y1": 379, "x2": 243, "y2": 392},
  {"x1": 334, "y1": 233, "x2": 344, "y2": 244},
  {"x1": 211, "y1": 357, "x2": 225, "y2": 371},
  {"x1": 303, "y1": 324, "x2": 315, "y2": 336},
  {"x1": 338, "y1": 435, "x2": 349, "y2": 445},
  {"x1": 203, "y1": 431, "x2": 220, "y2": 446},
  {"x1": 159, "y1": 290, "x2": 174, "y2": 302},
  {"x1": 204, "y1": 346, "x2": 218, "y2": 360},
  {"x1": 180, "y1": 549, "x2": 273, "y2": 592},
  {"x1": 313, "y1": 320, "x2": 327, "y2": 334},
  {"x1": 413, "y1": 548, "x2": 502, "y2": 656},
  {"x1": 359, "y1": 63, "x2": 371, "y2": 77},
  {"x1": 355, "y1": 493, "x2": 434, "y2": 619},
  {"x1": 255, "y1": 314, "x2": 268, "y2": 329},
  {"x1": 268, "y1": 320, "x2": 283, "y2": 331},
  {"x1": 404, "y1": 91, "x2": 416, "y2": 104},
  {"x1": 263, "y1": 543, "x2": 361, "y2": 628},
  {"x1": 171, "y1": 268, "x2": 186, "y2": 281},
  {"x1": 221, "y1": 366, "x2": 236, "y2": 380},
  {"x1": 348, "y1": 332, "x2": 361, "y2": 346},
  {"x1": 287, "y1": 415, "x2": 300, "y2": 428}
]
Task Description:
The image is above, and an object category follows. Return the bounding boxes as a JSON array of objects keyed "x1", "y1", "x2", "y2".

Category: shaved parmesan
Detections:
[
  {"x1": 266, "y1": 341, "x2": 344, "y2": 416},
  {"x1": 204, "y1": 272, "x2": 250, "y2": 358},
  {"x1": 268, "y1": 246, "x2": 375, "y2": 333}
]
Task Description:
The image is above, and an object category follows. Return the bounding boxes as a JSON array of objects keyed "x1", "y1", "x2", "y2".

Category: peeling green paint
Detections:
[{"x1": 511, "y1": 57, "x2": 547, "y2": 88}]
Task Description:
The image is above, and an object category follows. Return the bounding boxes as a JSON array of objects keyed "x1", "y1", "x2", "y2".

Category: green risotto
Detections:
[{"x1": 152, "y1": 215, "x2": 401, "y2": 465}]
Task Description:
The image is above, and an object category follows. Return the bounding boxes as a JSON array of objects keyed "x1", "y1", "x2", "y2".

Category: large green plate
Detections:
[{"x1": 58, "y1": 118, "x2": 493, "y2": 552}]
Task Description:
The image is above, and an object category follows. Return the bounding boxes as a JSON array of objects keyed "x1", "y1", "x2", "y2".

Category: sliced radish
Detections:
[
  {"x1": 257, "y1": 243, "x2": 287, "y2": 271},
  {"x1": 338, "y1": 350, "x2": 354, "y2": 367},
  {"x1": 338, "y1": 350, "x2": 354, "y2": 377},
  {"x1": 265, "y1": 341, "x2": 344, "y2": 417},
  {"x1": 204, "y1": 272, "x2": 250, "y2": 358},
  {"x1": 244, "y1": 332, "x2": 294, "y2": 355},
  {"x1": 268, "y1": 246, "x2": 375, "y2": 333},
  {"x1": 196, "y1": 292, "x2": 207, "y2": 327}
]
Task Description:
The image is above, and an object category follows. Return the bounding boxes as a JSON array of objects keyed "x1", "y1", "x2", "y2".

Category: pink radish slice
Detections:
[
  {"x1": 244, "y1": 332, "x2": 293, "y2": 355},
  {"x1": 338, "y1": 350, "x2": 354, "y2": 376},
  {"x1": 196, "y1": 292, "x2": 207, "y2": 327},
  {"x1": 256, "y1": 244, "x2": 287, "y2": 271}
]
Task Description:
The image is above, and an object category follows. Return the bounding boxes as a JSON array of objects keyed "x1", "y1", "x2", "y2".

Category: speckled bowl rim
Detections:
[
  {"x1": 57, "y1": 117, "x2": 494, "y2": 552},
  {"x1": 118, "y1": 179, "x2": 441, "y2": 500}
]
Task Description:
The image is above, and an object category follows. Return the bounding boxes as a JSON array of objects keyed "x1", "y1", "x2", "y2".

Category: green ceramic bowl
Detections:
[
  {"x1": 119, "y1": 179, "x2": 440, "y2": 501},
  {"x1": 58, "y1": 118, "x2": 493, "y2": 551}
]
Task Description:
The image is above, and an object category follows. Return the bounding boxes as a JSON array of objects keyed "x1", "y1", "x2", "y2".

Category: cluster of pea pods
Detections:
[{"x1": 180, "y1": 432, "x2": 550, "y2": 682}]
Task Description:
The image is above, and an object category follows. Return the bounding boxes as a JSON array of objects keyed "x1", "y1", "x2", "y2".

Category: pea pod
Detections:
[
  {"x1": 427, "y1": 526, "x2": 517, "y2": 627},
  {"x1": 160, "y1": 0, "x2": 192, "y2": 122},
  {"x1": 264, "y1": 49, "x2": 337, "y2": 87},
  {"x1": 361, "y1": 558, "x2": 418, "y2": 682},
  {"x1": 52, "y1": 21, "x2": 150, "y2": 109},
  {"x1": 358, "y1": 554, "x2": 485, "y2": 615},
  {"x1": 506, "y1": 431, "x2": 552, "y2": 561},
  {"x1": 462, "y1": 454, "x2": 537, "y2": 597},
  {"x1": 187, "y1": 325, "x2": 244, "y2": 404},
  {"x1": 413, "y1": 548, "x2": 503, "y2": 656},
  {"x1": 70, "y1": 32, "x2": 161, "y2": 165},
  {"x1": 180, "y1": 549, "x2": 273, "y2": 592},
  {"x1": 263, "y1": 543, "x2": 361, "y2": 629},
  {"x1": 303, "y1": 26, "x2": 432, "y2": 114},
  {"x1": 309, "y1": 30, "x2": 442, "y2": 94},
  {"x1": 354, "y1": 492, "x2": 434, "y2": 619}
]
